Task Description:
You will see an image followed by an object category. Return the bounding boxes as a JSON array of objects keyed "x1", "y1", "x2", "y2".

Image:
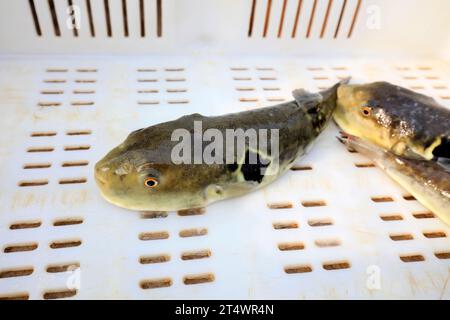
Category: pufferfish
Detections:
[
  {"x1": 333, "y1": 81, "x2": 450, "y2": 161},
  {"x1": 95, "y1": 80, "x2": 346, "y2": 211}
]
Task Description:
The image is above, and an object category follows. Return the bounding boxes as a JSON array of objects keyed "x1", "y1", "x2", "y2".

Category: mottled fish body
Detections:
[
  {"x1": 340, "y1": 134, "x2": 450, "y2": 226},
  {"x1": 334, "y1": 81, "x2": 450, "y2": 160},
  {"x1": 95, "y1": 81, "x2": 344, "y2": 211}
]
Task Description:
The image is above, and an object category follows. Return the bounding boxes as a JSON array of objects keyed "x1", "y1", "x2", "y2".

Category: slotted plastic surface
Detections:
[{"x1": 0, "y1": 55, "x2": 449, "y2": 299}]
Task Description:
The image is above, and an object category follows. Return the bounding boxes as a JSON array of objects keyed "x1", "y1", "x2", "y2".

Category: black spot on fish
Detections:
[
  {"x1": 227, "y1": 163, "x2": 238, "y2": 172},
  {"x1": 241, "y1": 149, "x2": 270, "y2": 183},
  {"x1": 433, "y1": 137, "x2": 450, "y2": 160}
]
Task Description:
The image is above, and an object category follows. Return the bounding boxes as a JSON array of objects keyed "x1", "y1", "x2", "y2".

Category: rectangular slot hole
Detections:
[
  {"x1": 74, "y1": 79, "x2": 96, "y2": 83},
  {"x1": 183, "y1": 273, "x2": 215, "y2": 285},
  {"x1": 43, "y1": 289, "x2": 77, "y2": 300},
  {"x1": 38, "y1": 102, "x2": 61, "y2": 107},
  {"x1": 435, "y1": 252, "x2": 450, "y2": 260},
  {"x1": 290, "y1": 165, "x2": 312, "y2": 171},
  {"x1": 166, "y1": 88, "x2": 187, "y2": 93},
  {"x1": 76, "y1": 68, "x2": 97, "y2": 73},
  {"x1": 400, "y1": 254, "x2": 425, "y2": 263},
  {"x1": 138, "y1": 89, "x2": 159, "y2": 93},
  {"x1": 29, "y1": 0, "x2": 42, "y2": 36},
  {"x1": 50, "y1": 240, "x2": 82, "y2": 249},
  {"x1": 104, "y1": 0, "x2": 112, "y2": 37},
  {"x1": 10, "y1": 220, "x2": 42, "y2": 230},
  {"x1": 412, "y1": 212, "x2": 435, "y2": 219},
  {"x1": 137, "y1": 68, "x2": 157, "y2": 72},
  {"x1": 18, "y1": 180, "x2": 49, "y2": 187},
  {"x1": 68, "y1": 0, "x2": 78, "y2": 36},
  {"x1": 58, "y1": 178, "x2": 87, "y2": 185},
  {"x1": 30, "y1": 131, "x2": 57, "y2": 137},
  {"x1": 308, "y1": 218, "x2": 333, "y2": 227},
  {"x1": 423, "y1": 231, "x2": 446, "y2": 239},
  {"x1": 233, "y1": 77, "x2": 252, "y2": 81},
  {"x1": 0, "y1": 293, "x2": 29, "y2": 300},
  {"x1": 140, "y1": 278, "x2": 172, "y2": 289},
  {"x1": 301, "y1": 200, "x2": 326, "y2": 207},
  {"x1": 73, "y1": 90, "x2": 95, "y2": 94},
  {"x1": 61, "y1": 161, "x2": 89, "y2": 167},
  {"x1": 273, "y1": 221, "x2": 298, "y2": 230},
  {"x1": 41, "y1": 90, "x2": 63, "y2": 95},
  {"x1": 48, "y1": 0, "x2": 61, "y2": 37},
  {"x1": 371, "y1": 196, "x2": 394, "y2": 203},
  {"x1": 53, "y1": 218, "x2": 83, "y2": 226},
  {"x1": 181, "y1": 249, "x2": 211, "y2": 261},
  {"x1": 139, "y1": 0, "x2": 145, "y2": 37},
  {"x1": 334, "y1": 0, "x2": 347, "y2": 38},
  {"x1": 4, "y1": 243, "x2": 38, "y2": 253},
  {"x1": 121, "y1": 0, "x2": 128, "y2": 36},
  {"x1": 267, "y1": 202, "x2": 293, "y2": 209},
  {"x1": 140, "y1": 254, "x2": 170, "y2": 264},
  {"x1": 165, "y1": 78, "x2": 186, "y2": 82},
  {"x1": 239, "y1": 98, "x2": 259, "y2": 102},
  {"x1": 259, "y1": 77, "x2": 277, "y2": 81},
  {"x1": 86, "y1": 0, "x2": 95, "y2": 37},
  {"x1": 177, "y1": 207, "x2": 205, "y2": 216},
  {"x1": 433, "y1": 85, "x2": 447, "y2": 90},
  {"x1": 380, "y1": 214, "x2": 403, "y2": 221},
  {"x1": 27, "y1": 146, "x2": 54, "y2": 152},
  {"x1": 266, "y1": 97, "x2": 285, "y2": 102},
  {"x1": 354, "y1": 162, "x2": 375, "y2": 168},
  {"x1": 278, "y1": 242, "x2": 305, "y2": 251},
  {"x1": 0, "y1": 268, "x2": 34, "y2": 279},
  {"x1": 262, "y1": 0, "x2": 272, "y2": 37},
  {"x1": 165, "y1": 68, "x2": 184, "y2": 72},
  {"x1": 23, "y1": 163, "x2": 52, "y2": 169},
  {"x1": 306, "y1": 0, "x2": 318, "y2": 38},
  {"x1": 403, "y1": 194, "x2": 416, "y2": 201},
  {"x1": 179, "y1": 228, "x2": 208, "y2": 238},
  {"x1": 347, "y1": 0, "x2": 362, "y2": 38},
  {"x1": 46, "y1": 68, "x2": 67, "y2": 73},
  {"x1": 66, "y1": 130, "x2": 92, "y2": 136},
  {"x1": 284, "y1": 265, "x2": 312, "y2": 274},
  {"x1": 236, "y1": 87, "x2": 255, "y2": 91},
  {"x1": 323, "y1": 261, "x2": 350, "y2": 271},
  {"x1": 389, "y1": 234, "x2": 414, "y2": 241},
  {"x1": 139, "y1": 231, "x2": 169, "y2": 241},
  {"x1": 315, "y1": 238, "x2": 341, "y2": 247},
  {"x1": 46, "y1": 263, "x2": 80, "y2": 273},
  {"x1": 138, "y1": 79, "x2": 158, "y2": 82},
  {"x1": 140, "y1": 211, "x2": 168, "y2": 219},
  {"x1": 71, "y1": 101, "x2": 94, "y2": 106},
  {"x1": 138, "y1": 101, "x2": 160, "y2": 105},
  {"x1": 168, "y1": 100, "x2": 189, "y2": 104},
  {"x1": 248, "y1": 0, "x2": 256, "y2": 37},
  {"x1": 263, "y1": 87, "x2": 281, "y2": 91},
  {"x1": 64, "y1": 145, "x2": 90, "y2": 151},
  {"x1": 44, "y1": 79, "x2": 66, "y2": 83},
  {"x1": 277, "y1": 0, "x2": 287, "y2": 37},
  {"x1": 291, "y1": 0, "x2": 302, "y2": 38}
]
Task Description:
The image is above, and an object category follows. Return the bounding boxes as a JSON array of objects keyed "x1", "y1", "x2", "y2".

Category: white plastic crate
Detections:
[{"x1": 0, "y1": 0, "x2": 449, "y2": 300}]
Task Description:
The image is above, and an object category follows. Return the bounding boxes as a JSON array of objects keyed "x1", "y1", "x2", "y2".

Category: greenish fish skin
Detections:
[
  {"x1": 334, "y1": 81, "x2": 450, "y2": 161},
  {"x1": 94, "y1": 81, "x2": 344, "y2": 211},
  {"x1": 342, "y1": 134, "x2": 450, "y2": 226}
]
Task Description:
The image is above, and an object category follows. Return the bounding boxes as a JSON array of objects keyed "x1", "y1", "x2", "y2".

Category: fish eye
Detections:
[
  {"x1": 144, "y1": 177, "x2": 159, "y2": 188},
  {"x1": 361, "y1": 106, "x2": 372, "y2": 117}
]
